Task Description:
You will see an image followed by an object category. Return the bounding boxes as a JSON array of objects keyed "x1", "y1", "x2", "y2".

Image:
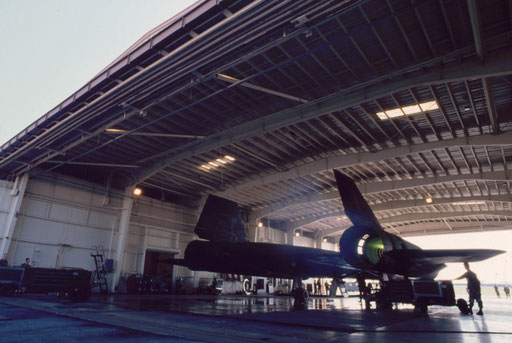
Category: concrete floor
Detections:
[{"x1": 0, "y1": 294, "x2": 511, "y2": 342}]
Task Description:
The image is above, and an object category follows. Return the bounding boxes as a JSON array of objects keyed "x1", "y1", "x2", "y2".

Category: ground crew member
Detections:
[{"x1": 455, "y1": 262, "x2": 483, "y2": 315}]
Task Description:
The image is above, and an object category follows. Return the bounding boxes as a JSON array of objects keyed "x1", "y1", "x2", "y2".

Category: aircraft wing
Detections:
[
  {"x1": 384, "y1": 248, "x2": 505, "y2": 264},
  {"x1": 334, "y1": 170, "x2": 382, "y2": 228}
]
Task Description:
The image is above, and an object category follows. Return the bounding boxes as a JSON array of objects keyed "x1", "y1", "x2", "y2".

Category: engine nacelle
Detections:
[{"x1": 339, "y1": 225, "x2": 394, "y2": 270}]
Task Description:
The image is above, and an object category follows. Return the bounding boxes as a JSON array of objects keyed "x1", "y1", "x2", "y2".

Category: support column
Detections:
[
  {"x1": 110, "y1": 187, "x2": 134, "y2": 293},
  {"x1": 137, "y1": 227, "x2": 147, "y2": 274},
  {"x1": 315, "y1": 234, "x2": 324, "y2": 250},
  {"x1": 0, "y1": 173, "x2": 29, "y2": 259},
  {"x1": 193, "y1": 271, "x2": 200, "y2": 288},
  {"x1": 286, "y1": 230, "x2": 295, "y2": 246},
  {"x1": 247, "y1": 212, "x2": 259, "y2": 243}
]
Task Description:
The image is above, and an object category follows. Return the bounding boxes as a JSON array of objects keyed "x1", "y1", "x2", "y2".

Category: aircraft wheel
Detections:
[
  {"x1": 414, "y1": 301, "x2": 428, "y2": 314},
  {"x1": 456, "y1": 298, "x2": 470, "y2": 314},
  {"x1": 1, "y1": 284, "x2": 18, "y2": 297},
  {"x1": 293, "y1": 286, "x2": 309, "y2": 304},
  {"x1": 242, "y1": 279, "x2": 252, "y2": 295},
  {"x1": 376, "y1": 298, "x2": 392, "y2": 311}
]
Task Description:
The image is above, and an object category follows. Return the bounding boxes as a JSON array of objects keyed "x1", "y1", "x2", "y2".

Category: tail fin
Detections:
[
  {"x1": 194, "y1": 195, "x2": 249, "y2": 242},
  {"x1": 333, "y1": 170, "x2": 382, "y2": 229}
]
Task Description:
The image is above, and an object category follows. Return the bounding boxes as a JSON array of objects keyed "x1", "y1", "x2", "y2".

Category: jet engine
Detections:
[{"x1": 339, "y1": 225, "x2": 420, "y2": 275}]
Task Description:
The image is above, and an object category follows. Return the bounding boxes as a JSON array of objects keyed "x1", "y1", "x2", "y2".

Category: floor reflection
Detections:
[{"x1": 87, "y1": 294, "x2": 369, "y2": 316}]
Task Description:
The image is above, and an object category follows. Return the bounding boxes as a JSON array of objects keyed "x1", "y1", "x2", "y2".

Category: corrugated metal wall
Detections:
[{"x1": 5, "y1": 174, "x2": 198, "y2": 279}]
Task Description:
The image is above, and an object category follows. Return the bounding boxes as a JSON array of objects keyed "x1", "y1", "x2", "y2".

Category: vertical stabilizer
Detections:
[
  {"x1": 334, "y1": 170, "x2": 382, "y2": 229},
  {"x1": 194, "y1": 195, "x2": 249, "y2": 242}
]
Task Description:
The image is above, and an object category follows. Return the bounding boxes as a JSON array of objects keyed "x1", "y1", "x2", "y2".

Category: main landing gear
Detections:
[{"x1": 291, "y1": 278, "x2": 309, "y2": 308}]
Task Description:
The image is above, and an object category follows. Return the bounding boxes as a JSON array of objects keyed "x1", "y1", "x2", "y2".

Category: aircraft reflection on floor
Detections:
[{"x1": 89, "y1": 294, "x2": 418, "y2": 315}]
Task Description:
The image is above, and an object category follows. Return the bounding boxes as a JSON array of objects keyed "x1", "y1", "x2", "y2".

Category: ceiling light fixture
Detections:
[
  {"x1": 199, "y1": 155, "x2": 236, "y2": 171},
  {"x1": 425, "y1": 197, "x2": 433, "y2": 204},
  {"x1": 133, "y1": 187, "x2": 142, "y2": 196},
  {"x1": 376, "y1": 100, "x2": 439, "y2": 120},
  {"x1": 452, "y1": 200, "x2": 485, "y2": 206}
]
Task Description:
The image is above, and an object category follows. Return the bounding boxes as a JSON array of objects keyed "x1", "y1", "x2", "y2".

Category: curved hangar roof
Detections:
[{"x1": 1, "y1": 0, "x2": 512, "y2": 239}]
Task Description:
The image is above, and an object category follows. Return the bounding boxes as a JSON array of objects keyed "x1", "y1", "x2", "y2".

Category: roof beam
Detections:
[
  {"x1": 44, "y1": 161, "x2": 139, "y2": 168},
  {"x1": 250, "y1": 170, "x2": 512, "y2": 219},
  {"x1": 285, "y1": 195, "x2": 512, "y2": 231},
  {"x1": 104, "y1": 129, "x2": 205, "y2": 139},
  {"x1": 316, "y1": 221, "x2": 512, "y2": 238},
  {"x1": 399, "y1": 225, "x2": 512, "y2": 237},
  {"x1": 126, "y1": 49, "x2": 512, "y2": 187},
  {"x1": 222, "y1": 131, "x2": 512, "y2": 199},
  {"x1": 216, "y1": 74, "x2": 309, "y2": 103},
  {"x1": 380, "y1": 211, "x2": 512, "y2": 224},
  {"x1": 482, "y1": 78, "x2": 500, "y2": 134},
  {"x1": 387, "y1": 221, "x2": 512, "y2": 233},
  {"x1": 321, "y1": 216, "x2": 512, "y2": 238},
  {"x1": 467, "y1": 0, "x2": 484, "y2": 60}
]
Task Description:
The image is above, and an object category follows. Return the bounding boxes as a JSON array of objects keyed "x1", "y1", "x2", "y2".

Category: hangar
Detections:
[{"x1": 0, "y1": 0, "x2": 511, "y2": 341}]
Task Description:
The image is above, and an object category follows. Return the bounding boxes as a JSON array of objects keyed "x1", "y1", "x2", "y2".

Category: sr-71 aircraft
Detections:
[{"x1": 171, "y1": 170, "x2": 503, "y2": 284}]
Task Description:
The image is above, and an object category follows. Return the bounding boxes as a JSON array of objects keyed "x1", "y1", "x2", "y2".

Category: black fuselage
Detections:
[{"x1": 182, "y1": 240, "x2": 356, "y2": 279}]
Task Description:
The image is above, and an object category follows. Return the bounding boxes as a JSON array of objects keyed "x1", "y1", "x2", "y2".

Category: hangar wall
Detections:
[
  {"x1": 1, "y1": 173, "x2": 338, "y2": 290},
  {"x1": 0, "y1": 180, "x2": 14, "y2": 251},
  {"x1": 2, "y1": 173, "x2": 198, "y2": 281}
]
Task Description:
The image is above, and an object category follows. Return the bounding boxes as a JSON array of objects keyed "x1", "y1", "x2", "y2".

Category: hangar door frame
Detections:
[
  {"x1": 136, "y1": 223, "x2": 182, "y2": 289},
  {"x1": 141, "y1": 246, "x2": 181, "y2": 291}
]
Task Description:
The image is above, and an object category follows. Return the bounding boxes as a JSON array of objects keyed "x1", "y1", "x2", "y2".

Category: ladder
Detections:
[{"x1": 90, "y1": 245, "x2": 108, "y2": 294}]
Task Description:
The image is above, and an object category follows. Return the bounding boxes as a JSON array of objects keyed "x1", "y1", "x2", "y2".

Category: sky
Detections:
[
  {"x1": 0, "y1": 0, "x2": 197, "y2": 146},
  {"x1": 1, "y1": 1, "x2": 511, "y2": 285}
]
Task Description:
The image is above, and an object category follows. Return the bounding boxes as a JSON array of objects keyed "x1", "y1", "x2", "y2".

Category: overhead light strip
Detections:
[
  {"x1": 200, "y1": 155, "x2": 236, "y2": 171},
  {"x1": 376, "y1": 100, "x2": 439, "y2": 120}
]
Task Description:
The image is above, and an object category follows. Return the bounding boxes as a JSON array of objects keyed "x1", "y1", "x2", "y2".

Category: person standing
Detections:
[
  {"x1": 504, "y1": 285, "x2": 510, "y2": 299},
  {"x1": 494, "y1": 284, "x2": 501, "y2": 298},
  {"x1": 455, "y1": 262, "x2": 483, "y2": 315},
  {"x1": 21, "y1": 257, "x2": 31, "y2": 268},
  {"x1": 0, "y1": 254, "x2": 8, "y2": 267},
  {"x1": 316, "y1": 279, "x2": 322, "y2": 296}
]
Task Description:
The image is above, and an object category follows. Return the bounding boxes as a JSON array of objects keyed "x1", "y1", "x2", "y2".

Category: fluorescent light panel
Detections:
[
  {"x1": 376, "y1": 101, "x2": 439, "y2": 120},
  {"x1": 199, "y1": 155, "x2": 236, "y2": 171},
  {"x1": 452, "y1": 200, "x2": 486, "y2": 206}
]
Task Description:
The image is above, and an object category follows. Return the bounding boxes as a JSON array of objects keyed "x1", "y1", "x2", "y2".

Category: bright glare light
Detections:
[
  {"x1": 133, "y1": 188, "x2": 142, "y2": 196},
  {"x1": 323, "y1": 238, "x2": 328, "y2": 243},
  {"x1": 419, "y1": 100, "x2": 439, "y2": 112},
  {"x1": 401, "y1": 104, "x2": 421, "y2": 114},
  {"x1": 425, "y1": 197, "x2": 433, "y2": 204},
  {"x1": 258, "y1": 222, "x2": 263, "y2": 227},
  {"x1": 295, "y1": 231, "x2": 300, "y2": 237},
  {"x1": 198, "y1": 155, "x2": 236, "y2": 171},
  {"x1": 376, "y1": 100, "x2": 439, "y2": 120},
  {"x1": 105, "y1": 128, "x2": 126, "y2": 133},
  {"x1": 452, "y1": 200, "x2": 486, "y2": 206}
]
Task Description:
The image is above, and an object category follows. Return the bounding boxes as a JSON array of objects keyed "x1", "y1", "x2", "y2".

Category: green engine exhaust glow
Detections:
[{"x1": 365, "y1": 237, "x2": 384, "y2": 264}]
